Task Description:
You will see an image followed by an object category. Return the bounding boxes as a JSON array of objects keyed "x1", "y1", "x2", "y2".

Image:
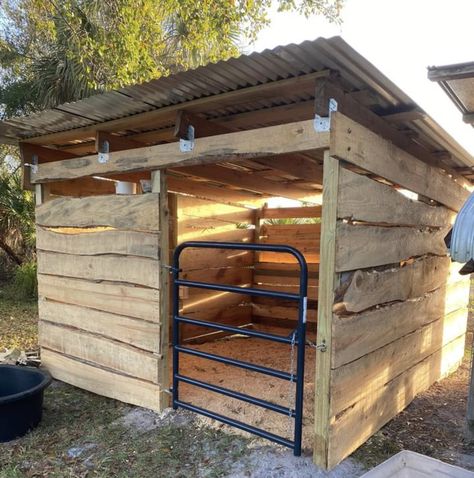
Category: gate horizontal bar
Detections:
[
  {"x1": 175, "y1": 279, "x2": 300, "y2": 300},
  {"x1": 176, "y1": 316, "x2": 296, "y2": 344},
  {"x1": 175, "y1": 345, "x2": 293, "y2": 381},
  {"x1": 176, "y1": 374, "x2": 295, "y2": 417},
  {"x1": 174, "y1": 399, "x2": 294, "y2": 449}
]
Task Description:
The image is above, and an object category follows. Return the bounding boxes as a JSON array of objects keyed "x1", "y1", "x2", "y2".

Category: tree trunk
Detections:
[{"x1": 0, "y1": 238, "x2": 22, "y2": 265}]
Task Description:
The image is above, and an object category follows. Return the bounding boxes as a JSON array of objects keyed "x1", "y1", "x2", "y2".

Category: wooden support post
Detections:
[
  {"x1": 35, "y1": 184, "x2": 51, "y2": 206},
  {"x1": 313, "y1": 151, "x2": 340, "y2": 468},
  {"x1": 152, "y1": 170, "x2": 171, "y2": 408}
]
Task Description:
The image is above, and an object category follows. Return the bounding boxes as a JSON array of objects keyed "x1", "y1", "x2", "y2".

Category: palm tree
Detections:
[{"x1": 0, "y1": 166, "x2": 35, "y2": 265}]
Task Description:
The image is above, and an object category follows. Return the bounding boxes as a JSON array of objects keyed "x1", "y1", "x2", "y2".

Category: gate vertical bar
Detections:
[
  {"x1": 294, "y1": 258, "x2": 308, "y2": 456},
  {"x1": 172, "y1": 249, "x2": 181, "y2": 409}
]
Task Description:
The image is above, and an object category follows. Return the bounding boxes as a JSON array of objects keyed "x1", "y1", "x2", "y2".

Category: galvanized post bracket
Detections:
[
  {"x1": 179, "y1": 125, "x2": 195, "y2": 152},
  {"x1": 98, "y1": 139, "x2": 110, "y2": 164},
  {"x1": 314, "y1": 98, "x2": 338, "y2": 132},
  {"x1": 24, "y1": 154, "x2": 39, "y2": 174}
]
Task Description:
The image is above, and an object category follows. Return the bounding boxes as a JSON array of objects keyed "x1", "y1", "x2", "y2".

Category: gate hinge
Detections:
[
  {"x1": 98, "y1": 139, "x2": 110, "y2": 164},
  {"x1": 24, "y1": 154, "x2": 39, "y2": 174},
  {"x1": 306, "y1": 339, "x2": 327, "y2": 352},
  {"x1": 314, "y1": 98, "x2": 338, "y2": 132}
]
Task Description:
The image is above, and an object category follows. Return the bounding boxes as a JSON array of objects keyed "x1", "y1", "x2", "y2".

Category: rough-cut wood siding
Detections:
[
  {"x1": 177, "y1": 195, "x2": 254, "y2": 341},
  {"x1": 319, "y1": 114, "x2": 471, "y2": 468},
  {"x1": 252, "y1": 206, "x2": 321, "y2": 326},
  {"x1": 37, "y1": 193, "x2": 162, "y2": 410}
]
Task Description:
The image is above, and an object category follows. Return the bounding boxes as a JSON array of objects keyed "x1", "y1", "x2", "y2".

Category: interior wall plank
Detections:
[
  {"x1": 332, "y1": 280, "x2": 470, "y2": 368},
  {"x1": 334, "y1": 255, "x2": 451, "y2": 313},
  {"x1": 338, "y1": 168, "x2": 455, "y2": 227},
  {"x1": 327, "y1": 335, "x2": 465, "y2": 468},
  {"x1": 41, "y1": 349, "x2": 161, "y2": 410},
  {"x1": 36, "y1": 194, "x2": 159, "y2": 231},
  {"x1": 39, "y1": 299, "x2": 159, "y2": 352},
  {"x1": 331, "y1": 307, "x2": 468, "y2": 415},
  {"x1": 36, "y1": 226, "x2": 159, "y2": 259},
  {"x1": 39, "y1": 321, "x2": 159, "y2": 383},
  {"x1": 330, "y1": 112, "x2": 469, "y2": 211},
  {"x1": 335, "y1": 223, "x2": 448, "y2": 272},
  {"x1": 38, "y1": 274, "x2": 160, "y2": 321}
]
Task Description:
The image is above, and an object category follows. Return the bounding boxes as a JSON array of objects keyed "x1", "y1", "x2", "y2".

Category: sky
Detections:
[{"x1": 250, "y1": 0, "x2": 474, "y2": 156}]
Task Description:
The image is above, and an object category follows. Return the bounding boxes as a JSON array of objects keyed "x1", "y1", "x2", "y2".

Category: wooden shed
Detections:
[{"x1": 1, "y1": 36, "x2": 473, "y2": 468}]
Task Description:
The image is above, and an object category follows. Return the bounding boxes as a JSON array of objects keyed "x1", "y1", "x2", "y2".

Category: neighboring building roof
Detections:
[
  {"x1": 1, "y1": 36, "x2": 473, "y2": 172},
  {"x1": 428, "y1": 61, "x2": 474, "y2": 127}
]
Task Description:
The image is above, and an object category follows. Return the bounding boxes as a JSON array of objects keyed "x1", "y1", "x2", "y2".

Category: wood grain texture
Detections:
[
  {"x1": 41, "y1": 349, "x2": 161, "y2": 410},
  {"x1": 39, "y1": 321, "x2": 159, "y2": 383},
  {"x1": 330, "y1": 112, "x2": 469, "y2": 211},
  {"x1": 38, "y1": 274, "x2": 160, "y2": 321},
  {"x1": 313, "y1": 153, "x2": 340, "y2": 469},
  {"x1": 39, "y1": 298, "x2": 160, "y2": 352},
  {"x1": 331, "y1": 307, "x2": 468, "y2": 414},
  {"x1": 335, "y1": 223, "x2": 448, "y2": 272},
  {"x1": 327, "y1": 335, "x2": 465, "y2": 468},
  {"x1": 334, "y1": 255, "x2": 451, "y2": 313},
  {"x1": 338, "y1": 168, "x2": 455, "y2": 227},
  {"x1": 32, "y1": 120, "x2": 330, "y2": 183},
  {"x1": 38, "y1": 251, "x2": 160, "y2": 289},
  {"x1": 36, "y1": 226, "x2": 159, "y2": 259},
  {"x1": 332, "y1": 280, "x2": 470, "y2": 368},
  {"x1": 36, "y1": 194, "x2": 159, "y2": 231}
]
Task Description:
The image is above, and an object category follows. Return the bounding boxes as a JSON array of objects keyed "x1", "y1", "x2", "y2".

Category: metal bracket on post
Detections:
[
  {"x1": 24, "y1": 154, "x2": 39, "y2": 175},
  {"x1": 98, "y1": 140, "x2": 110, "y2": 164},
  {"x1": 314, "y1": 98, "x2": 338, "y2": 132},
  {"x1": 179, "y1": 125, "x2": 195, "y2": 152}
]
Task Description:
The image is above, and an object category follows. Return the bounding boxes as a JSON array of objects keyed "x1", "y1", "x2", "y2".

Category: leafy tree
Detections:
[{"x1": 0, "y1": 0, "x2": 344, "y2": 116}]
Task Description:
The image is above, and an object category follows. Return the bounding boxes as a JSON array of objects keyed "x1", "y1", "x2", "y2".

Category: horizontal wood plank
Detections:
[
  {"x1": 41, "y1": 349, "x2": 161, "y2": 410},
  {"x1": 331, "y1": 307, "x2": 468, "y2": 414},
  {"x1": 39, "y1": 321, "x2": 159, "y2": 383},
  {"x1": 330, "y1": 112, "x2": 469, "y2": 211},
  {"x1": 38, "y1": 274, "x2": 159, "y2": 321},
  {"x1": 332, "y1": 280, "x2": 470, "y2": 368},
  {"x1": 260, "y1": 205, "x2": 322, "y2": 219},
  {"x1": 39, "y1": 299, "x2": 160, "y2": 352},
  {"x1": 334, "y1": 255, "x2": 451, "y2": 313},
  {"x1": 338, "y1": 168, "x2": 455, "y2": 227},
  {"x1": 32, "y1": 120, "x2": 330, "y2": 183},
  {"x1": 36, "y1": 226, "x2": 159, "y2": 259},
  {"x1": 335, "y1": 223, "x2": 448, "y2": 272},
  {"x1": 36, "y1": 194, "x2": 159, "y2": 231},
  {"x1": 327, "y1": 335, "x2": 465, "y2": 467},
  {"x1": 252, "y1": 303, "x2": 318, "y2": 322},
  {"x1": 38, "y1": 251, "x2": 159, "y2": 289}
]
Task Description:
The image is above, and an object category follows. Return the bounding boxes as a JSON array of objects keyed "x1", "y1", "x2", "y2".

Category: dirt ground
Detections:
[{"x1": 178, "y1": 334, "x2": 317, "y2": 450}]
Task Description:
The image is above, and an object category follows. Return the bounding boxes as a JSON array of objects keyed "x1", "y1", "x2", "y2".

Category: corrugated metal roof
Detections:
[
  {"x1": 1, "y1": 36, "x2": 473, "y2": 169},
  {"x1": 428, "y1": 61, "x2": 474, "y2": 127}
]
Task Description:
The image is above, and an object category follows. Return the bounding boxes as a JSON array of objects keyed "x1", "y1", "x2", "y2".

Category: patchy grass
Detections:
[
  {"x1": 0, "y1": 382, "x2": 250, "y2": 478},
  {"x1": 0, "y1": 292, "x2": 38, "y2": 351}
]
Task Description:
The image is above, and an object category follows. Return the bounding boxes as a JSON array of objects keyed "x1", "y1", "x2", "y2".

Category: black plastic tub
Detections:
[{"x1": 0, "y1": 365, "x2": 51, "y2": 442}]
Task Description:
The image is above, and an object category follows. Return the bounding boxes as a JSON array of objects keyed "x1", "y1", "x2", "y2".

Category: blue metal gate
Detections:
[{"x1": 171, "y1": 241, "x2": 308, "y2": 456}]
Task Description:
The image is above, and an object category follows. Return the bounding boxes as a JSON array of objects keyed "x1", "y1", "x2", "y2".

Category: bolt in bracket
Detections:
[
  {"x1": 179, "y1": 125, "x2": 195, "y2": 152},
  {"x1": 314, "y1": 98, "x2": 338, "y2": 132}
]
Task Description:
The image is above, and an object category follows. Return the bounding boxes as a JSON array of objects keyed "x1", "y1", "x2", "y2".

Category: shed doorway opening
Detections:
[{"x1": 166, "y1": 153, "x2": 324, "y2": 452}]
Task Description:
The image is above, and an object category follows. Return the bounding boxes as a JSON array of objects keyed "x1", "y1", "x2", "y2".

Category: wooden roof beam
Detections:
[{"x1": 315, "y1": 75, "x2": 471, "y2": 188}]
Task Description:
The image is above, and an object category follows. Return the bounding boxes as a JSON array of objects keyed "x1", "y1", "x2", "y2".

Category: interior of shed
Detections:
[{"x1": 161, "y1": 150, "x2": 325, "y2": 447}]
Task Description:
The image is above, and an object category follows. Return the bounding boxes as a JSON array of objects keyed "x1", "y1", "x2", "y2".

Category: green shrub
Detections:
[{"x1": 8, "y1": 261, "x2": 38, "y2": 301}]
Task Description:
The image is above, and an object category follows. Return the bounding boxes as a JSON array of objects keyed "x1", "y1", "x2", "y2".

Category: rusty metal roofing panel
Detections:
[{"x1": 1, "y1": 36, "x2": 472, "y2": 169}]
